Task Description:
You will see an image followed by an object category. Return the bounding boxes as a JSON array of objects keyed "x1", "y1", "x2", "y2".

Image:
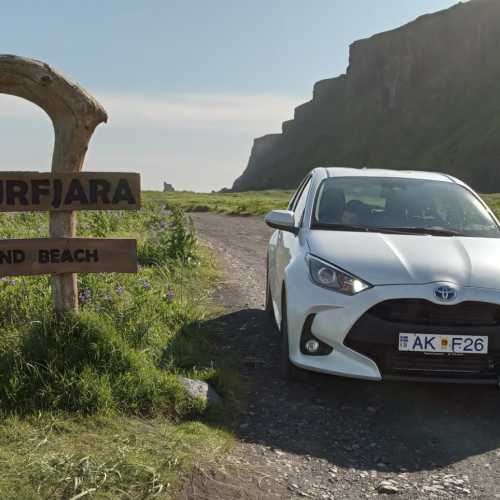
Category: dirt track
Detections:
[{"x1": 182, "y1": 212, "x2": 500, "y2": 499}]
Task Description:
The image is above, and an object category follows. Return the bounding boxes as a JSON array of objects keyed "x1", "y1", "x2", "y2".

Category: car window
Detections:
[
  {"x1": 293, "y1": 177, "x2": 312, "y2": 226},
  {"x1": 313, "y1": 177, "x2": 500, "y2": 238},
  {"x1": 288, "y1": 176, "x2": 310, "y2": 211}
]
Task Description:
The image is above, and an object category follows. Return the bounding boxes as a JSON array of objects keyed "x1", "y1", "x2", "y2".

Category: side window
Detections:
[
  {"x1": 288, "y1": 175, "x2": 311, "y2": 211},
  {"x1": 293, "y1": 178, "x2": 312, "y2": 226}
]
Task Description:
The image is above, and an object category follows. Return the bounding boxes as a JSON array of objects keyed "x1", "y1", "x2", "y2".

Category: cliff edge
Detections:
[{"x1": 232, "y1": 0, "x2": 500, "y2": 192}]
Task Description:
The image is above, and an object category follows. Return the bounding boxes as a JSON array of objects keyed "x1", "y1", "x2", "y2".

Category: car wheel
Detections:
[{"x1": 280, "y1": 291, "x2": 306, "y2": 381}]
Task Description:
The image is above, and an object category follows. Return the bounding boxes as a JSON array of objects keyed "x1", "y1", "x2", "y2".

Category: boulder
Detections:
[{"x1": 180, "y1": 377, "x2": 223, "y2": 408}]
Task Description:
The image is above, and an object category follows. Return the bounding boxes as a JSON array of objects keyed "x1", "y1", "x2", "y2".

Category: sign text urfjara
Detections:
[{"x1": 0, "y1": 172, "x2": 140, "y2": 211}]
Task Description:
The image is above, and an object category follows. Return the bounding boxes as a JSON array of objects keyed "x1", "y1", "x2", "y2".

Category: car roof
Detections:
[{"x1": 320, "y1": 167, "x2": 458, "y2": 184}]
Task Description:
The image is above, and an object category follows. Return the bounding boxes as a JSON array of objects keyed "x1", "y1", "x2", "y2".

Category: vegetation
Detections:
[
  {"x1": 145, "y1": 190, "x2": 500, "y2": 221},
  {"x1": 0, "y1": 202, "x2": 236, "y2": 498},
  {"x1": 145, "y1": 189, "x2": 292, "y2": 216},
  {"x1": 481, "y1": 194, "x2": 500, "y2": 218}
]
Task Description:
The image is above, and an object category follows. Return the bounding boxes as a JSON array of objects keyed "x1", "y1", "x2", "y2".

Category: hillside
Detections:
[{"x1": 232, "y1": 0, "x2": 500, "y2": 192}]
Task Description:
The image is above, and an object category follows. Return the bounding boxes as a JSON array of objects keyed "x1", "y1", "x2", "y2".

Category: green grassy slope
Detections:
[
  {"x1": 0, "y1": 203, "x2": 237, "y2": 498},
  {"x1": 145, "y1": 190, "x2": 292, "y2": 216}
]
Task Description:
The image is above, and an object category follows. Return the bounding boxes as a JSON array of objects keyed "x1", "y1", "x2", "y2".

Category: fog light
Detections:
[{"x1": 305, "y1": 339, "x2": 320, "y2": 353}]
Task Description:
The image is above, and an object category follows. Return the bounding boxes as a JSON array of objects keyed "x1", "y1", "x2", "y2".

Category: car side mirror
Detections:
[{"x1": 265, "y1": 210, "x2": 299, "y2": 235}]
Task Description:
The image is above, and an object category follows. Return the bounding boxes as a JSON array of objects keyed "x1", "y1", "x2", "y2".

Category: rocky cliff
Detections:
[{"x1": 233, "y1": 0, "x2": 500, "y2": 192}]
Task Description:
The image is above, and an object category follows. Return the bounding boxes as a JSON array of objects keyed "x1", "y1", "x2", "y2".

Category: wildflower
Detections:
[
  {"x1": 79, "y1": 288, "x2": 91, "y2": 304},
  {"x1": 166, "y1": 289, "x2": 175, "y2": 302},
  {"x1": 143, "y1": 280, "x2": 151, "y2": 291},
  {"x1": 159, "y1": 220, "x2": 167, "y2": 230},
  {"x1": 116, "y1": 285, "x2": 124, "y2": 295},
  {"x1": 7, "y1": 279, "x2": 16, "y2": 286}
]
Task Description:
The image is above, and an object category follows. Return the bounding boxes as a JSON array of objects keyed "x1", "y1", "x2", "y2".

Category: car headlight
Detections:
[{"x1": 306, "y1": 254, "x2": 371, "y2": 295}]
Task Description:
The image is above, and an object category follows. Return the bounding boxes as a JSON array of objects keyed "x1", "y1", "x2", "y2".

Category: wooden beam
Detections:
[
  {"x1": 0, "y1": 55, "x2": 108, "y2": 313},
  {"x1": 0, "y1": 238, "x2": 137, "y2": 276},
  {"x1": 0, "y1": 172, "x2": 141, "y2": 211}
]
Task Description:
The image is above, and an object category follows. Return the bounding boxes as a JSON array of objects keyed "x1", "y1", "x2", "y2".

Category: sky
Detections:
[{"x1": 0, "y1": 0, "x2": 461, "y2": 192}]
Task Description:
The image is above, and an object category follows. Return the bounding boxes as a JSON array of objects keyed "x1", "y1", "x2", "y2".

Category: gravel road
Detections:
[{"x1": 181, "y1": 212, "x2": 500, "y2": 500}]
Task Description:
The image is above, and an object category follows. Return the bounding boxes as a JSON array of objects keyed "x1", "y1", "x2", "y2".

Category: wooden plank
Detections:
[
  {"x1": 0, "y1": 238, "x2": 137, "y2": 276},
  {"x1": 0, "y1": 172, "x2": 141, "y2": 212}
]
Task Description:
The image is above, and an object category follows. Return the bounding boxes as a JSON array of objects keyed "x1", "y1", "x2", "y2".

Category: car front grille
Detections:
[
  {"x1": 385, "y1": 352, "x2": 494, "y2": 374},
  {"x1": 369, "y1": 299, "x2": 500, "y2": 327},
  {"x1": 344, "y1": 300, "x2": 500, "y2": 379}
]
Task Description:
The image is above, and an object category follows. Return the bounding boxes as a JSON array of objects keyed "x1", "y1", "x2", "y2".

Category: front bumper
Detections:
[{"x1": 285, "y1": 263, "x2": 500, "y2": 383}]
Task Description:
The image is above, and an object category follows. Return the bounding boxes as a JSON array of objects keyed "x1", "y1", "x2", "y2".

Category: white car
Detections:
[{"x1": 265, "y1": 167, "x2": 500, "y2": 384}]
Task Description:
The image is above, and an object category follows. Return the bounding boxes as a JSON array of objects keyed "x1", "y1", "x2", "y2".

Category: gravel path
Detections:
[{"x1": 181, "y1": 212, "x2": 500, "y2": 500}]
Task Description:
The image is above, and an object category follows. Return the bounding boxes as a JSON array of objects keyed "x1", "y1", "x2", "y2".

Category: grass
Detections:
[
  {"x1": 144, "y1": 189, "x2": 293, "y2": 216},
  {"x1": 143, "y1": 189, "x2": 500, "y2": 221},
  {"x1": 0, "y1": 202, "x2": 238, "y2": 498},
  {"x1": 481, "y1": 194, "x2": 500, "y2": 217},
  {"x1": 0, "y1": 414, "x2": 231, "y2": 499}
]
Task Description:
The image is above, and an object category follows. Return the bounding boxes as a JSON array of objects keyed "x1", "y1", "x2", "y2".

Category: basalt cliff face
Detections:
[{"x1": 233, "y1": 0, "x2": 500, "y2": 192}]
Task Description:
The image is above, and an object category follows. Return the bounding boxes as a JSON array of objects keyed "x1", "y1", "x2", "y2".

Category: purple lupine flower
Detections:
[
  {"x1": 143, "y1": 280, "x2": 151, "y2": 291},
  {"x1": 79, "y1": 288, "x2": 91, "y2": 304},
  {"x1": 166, "y1": 289, "x2": 175, "y2": 302},
  {"x1": 116, "y1": 285, "x2": 124, "y2": 295}
]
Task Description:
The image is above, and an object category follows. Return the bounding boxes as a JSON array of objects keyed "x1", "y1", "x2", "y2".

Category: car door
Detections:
[{"x1": 272, "y1": 175, "x2": 312, "y2": 323}]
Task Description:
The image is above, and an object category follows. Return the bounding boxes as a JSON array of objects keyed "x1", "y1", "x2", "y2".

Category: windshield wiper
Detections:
[
  {"x1": 311, "y1": 223, "x2": 374, "y2": 232},
  {"x1": 312, "y1": 223, "x2": 462, "y2": 236},
  {"x1": 384, "y1": 227, "x2": 462, "y2": 236}
]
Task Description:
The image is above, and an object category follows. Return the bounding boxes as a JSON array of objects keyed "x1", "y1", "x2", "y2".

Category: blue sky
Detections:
[{"x1": 1, "y1": 0, "x2": 459, "y2": 191}]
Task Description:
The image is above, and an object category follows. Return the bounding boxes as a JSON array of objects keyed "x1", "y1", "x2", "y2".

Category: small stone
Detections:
[
  {"x1": 377, "y1": 480, "x2": 399, "y2": 494},
  {"x1": 179, "y1": 377, "x2": 223, "y2": 408}
]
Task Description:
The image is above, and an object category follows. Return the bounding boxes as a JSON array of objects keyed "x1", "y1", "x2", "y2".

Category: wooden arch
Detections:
[{"x1": 0, "y1": 55, "x2": 107, "y2": 312}]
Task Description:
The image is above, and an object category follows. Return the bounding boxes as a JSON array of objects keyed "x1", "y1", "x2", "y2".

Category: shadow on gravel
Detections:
[{"x1": 205, "y1": 307, "x2": 500, "y2": 474}]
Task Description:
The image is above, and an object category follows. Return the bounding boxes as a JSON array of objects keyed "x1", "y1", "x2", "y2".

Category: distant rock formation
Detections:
[
  {"x1": 163, "y1": 182, "x2": 175, "y2": 192},
  {"x1": 233, "y1": 0, "x2": 500, "y2": 193}
]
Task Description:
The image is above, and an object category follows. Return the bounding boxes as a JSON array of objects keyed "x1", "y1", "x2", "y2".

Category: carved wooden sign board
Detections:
[
  {"x1": 0, "y1": 238, "x2": 138, "y2": 276},
  {"x1": 0, "y1": 172, "x2": 141, "y2": 277},
  {"x1": 0, "y1": 54, "x2": 140, "y2": 313},
  {"x1": 0, "y1": 172, "x2": 141, "y2": 211}
]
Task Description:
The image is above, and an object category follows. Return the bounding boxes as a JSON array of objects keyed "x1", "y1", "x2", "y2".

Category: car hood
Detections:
[{"x1": 306, "y1": 230, "x2": 500, "y2": 289}]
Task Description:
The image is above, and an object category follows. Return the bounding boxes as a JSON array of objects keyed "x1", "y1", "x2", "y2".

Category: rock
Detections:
[
  {"x1": 179, "y1": 377, "x2": 223, "y2": 408},
  {"x1": 376, "y1": 480, "x2": 399, "y2": 494},
  {"x1": 232, "y1": 0, "x2": 500, "y2": 193}
]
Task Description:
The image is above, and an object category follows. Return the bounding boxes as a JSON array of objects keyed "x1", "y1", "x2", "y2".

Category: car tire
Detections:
[{"x1": 280, "y1": 291, "x2": 307, "y2": 381}]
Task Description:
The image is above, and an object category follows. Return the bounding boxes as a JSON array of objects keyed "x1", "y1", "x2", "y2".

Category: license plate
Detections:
[{"x1": 398, "y1": 333, "x2": 488, "y2": 354}]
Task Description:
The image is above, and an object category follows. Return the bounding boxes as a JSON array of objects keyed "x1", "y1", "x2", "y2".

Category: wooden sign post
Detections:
[{"x1": 0, "y1": 55, "x2": 140, "y2": 314}]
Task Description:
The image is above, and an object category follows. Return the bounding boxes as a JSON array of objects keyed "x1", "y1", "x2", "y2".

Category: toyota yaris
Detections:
[{"x1": 265, "y1": 167, "x2": 500, "y2": 384}]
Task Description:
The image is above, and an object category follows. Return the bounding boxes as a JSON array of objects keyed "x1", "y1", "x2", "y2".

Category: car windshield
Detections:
[{"x1": 312, "y1": 177, "x2": 500, "y2": 238}]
